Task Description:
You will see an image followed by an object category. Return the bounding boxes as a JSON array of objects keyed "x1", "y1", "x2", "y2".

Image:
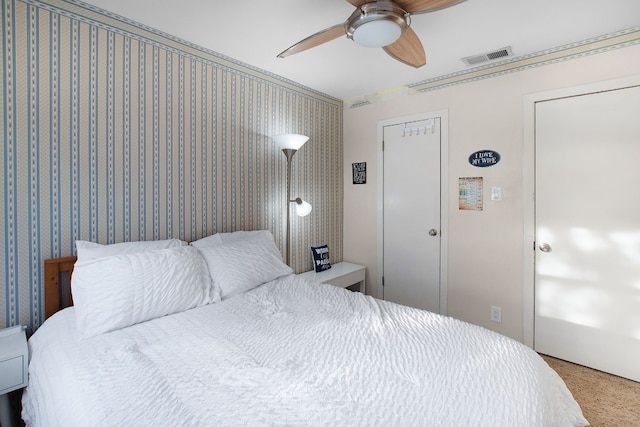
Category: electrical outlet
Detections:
[{"x1": 491, "y1": 306, "x2": 502, "y2": 323}]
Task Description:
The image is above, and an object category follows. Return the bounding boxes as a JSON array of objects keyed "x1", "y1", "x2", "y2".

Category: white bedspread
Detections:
[{"x1": 22, "y1": 275, "x2": 588, "y2": 426}]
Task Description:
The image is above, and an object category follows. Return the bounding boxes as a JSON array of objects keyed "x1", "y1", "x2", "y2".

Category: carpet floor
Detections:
[{"x1": 541, "y1": 354, "x2": 640, "y2": 426}]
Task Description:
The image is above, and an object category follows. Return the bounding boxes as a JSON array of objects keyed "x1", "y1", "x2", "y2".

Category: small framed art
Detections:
[
  {"x1": 459, "y1": 177, "x2": 483, "y2": 211},
  {"x1": 352, "y1": 162, "x2": 366, "y2": 184}
]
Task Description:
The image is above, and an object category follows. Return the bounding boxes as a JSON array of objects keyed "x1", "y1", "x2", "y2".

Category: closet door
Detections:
[
  {"x1": 383, "y1": 119, "x2": 442, "y2": 313},
  {"x1": 534, "y1": 85, "x2": 640, "y2": 381}
]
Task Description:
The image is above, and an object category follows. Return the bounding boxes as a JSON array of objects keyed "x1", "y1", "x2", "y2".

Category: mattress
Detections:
[{"x1": 22, "y1": 274, "x2": 587, "y2": 426}]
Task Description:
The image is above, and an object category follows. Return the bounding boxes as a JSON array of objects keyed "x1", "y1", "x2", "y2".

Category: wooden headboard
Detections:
[{"x1": 44, "y1": 256, "x2": 77, "y2": 319}]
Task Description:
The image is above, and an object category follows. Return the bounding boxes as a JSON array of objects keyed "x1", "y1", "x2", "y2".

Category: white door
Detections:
[
  {"x1": 382, "y1": 118, "x2": 442, "y2": 313},
  {"x1": 534, "y1": 84, "x2": 640, "y2": 382}
]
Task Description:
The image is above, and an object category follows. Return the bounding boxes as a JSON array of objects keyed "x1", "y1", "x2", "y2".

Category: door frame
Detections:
[
  {"x1": 522, "y1": 74, "x2": 640, "y2": 347},
  {"x1": 376, "y1": 110, "x2": 449, "y2": 314}
]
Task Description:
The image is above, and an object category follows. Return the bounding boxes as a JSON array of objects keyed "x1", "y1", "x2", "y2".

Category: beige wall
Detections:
[{"x1": 343, "y1": 43, "x2": 640, "y2": 342}]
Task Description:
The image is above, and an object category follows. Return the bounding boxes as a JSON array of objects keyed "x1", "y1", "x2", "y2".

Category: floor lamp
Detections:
[{"x1": 272, "y1": 134, "x2": 312, "y2": 267}]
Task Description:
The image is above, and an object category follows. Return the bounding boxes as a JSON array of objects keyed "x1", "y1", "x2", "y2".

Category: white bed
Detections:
[{"x1": 23, "y1": 232, "x2": 588, "y2": 426}]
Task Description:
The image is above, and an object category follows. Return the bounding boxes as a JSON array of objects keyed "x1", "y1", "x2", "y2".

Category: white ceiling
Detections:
[{"x1": 81, "y1": 0, "x2": 640, "y2": 101}]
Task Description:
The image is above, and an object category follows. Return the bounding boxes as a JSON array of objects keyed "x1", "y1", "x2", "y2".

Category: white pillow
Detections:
[
  {"x1": 196, "y1": 237, "x2": 293, "y2": 299},
  {"x1": 76, "y1": 239, "x2": 186, "y2": 262},
  {"x1": 72, "y1": 245, "x2": 218, "y2": 336},
  {"x1": 191, "y1": 230, "x2": 274, "y2": 249}
]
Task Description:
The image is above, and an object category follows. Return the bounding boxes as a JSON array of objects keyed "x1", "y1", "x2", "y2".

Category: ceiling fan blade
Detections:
[
  {"x1": 395, "y1": 0, "x2": 465, "y2": 14},
  {"x1": 345, "y1": 0, "x2": 369, "y2": 7},
  {"x1": 277, "y1": 24, "x2": 346, "y2": 58},
  {"x1": 383, "y1": 27, "x2": 426, "y2": 68}
]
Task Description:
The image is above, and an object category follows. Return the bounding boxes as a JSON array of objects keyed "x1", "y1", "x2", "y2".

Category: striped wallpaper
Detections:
[{"x1": 1, "y1": 0, "x2": 344, "y2": 329}]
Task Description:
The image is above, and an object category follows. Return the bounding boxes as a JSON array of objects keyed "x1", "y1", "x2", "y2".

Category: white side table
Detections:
[
  {"x1": 0, "y1": 325, "x2": 28, "y2": 427},
  {"x1": 298, "y1": 262, "x2": 366, "y2": 293}
]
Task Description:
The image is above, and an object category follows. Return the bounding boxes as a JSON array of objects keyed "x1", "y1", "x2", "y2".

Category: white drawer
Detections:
[
  {"x1": 0, "y1": 326, "x2": 28, "y2": 395},
  {"x1": 0, "y1": 355, "x2": 26, "y2": 393}
]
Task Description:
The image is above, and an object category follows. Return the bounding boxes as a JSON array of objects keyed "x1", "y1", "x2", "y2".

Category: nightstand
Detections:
[
  {"x1": 299, "y1": 262, "x2": 366, "y2": 293},
  {"x1": 0, "y1": 325, "x2": 28, "y2": 427}
]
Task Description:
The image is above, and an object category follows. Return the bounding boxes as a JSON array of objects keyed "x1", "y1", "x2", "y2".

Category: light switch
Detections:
[{"x1": 491, "y1": 186, "x2": 502, "y2": 201}]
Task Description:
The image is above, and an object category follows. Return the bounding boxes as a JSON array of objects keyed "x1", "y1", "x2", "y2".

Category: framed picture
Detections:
[
  {"x1": 352, "y1": 162, "x2": 366, "y2": 184},
  {"x1": 458, "y1": 177, "x2": 483, "y2": 211}
]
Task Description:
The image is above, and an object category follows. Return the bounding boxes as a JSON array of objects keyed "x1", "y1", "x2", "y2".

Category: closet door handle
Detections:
[{"x1": 539, "y1": 243, "x2": 551, "y2": 252}]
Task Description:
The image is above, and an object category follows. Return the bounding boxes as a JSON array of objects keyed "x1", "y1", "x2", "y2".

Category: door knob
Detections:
[
  {"x1": 539, "y1": 243, "x2": 551, "y2": 252},
  {"x1": 428, "y1": 229, "x2": 438, "y2": 236}
]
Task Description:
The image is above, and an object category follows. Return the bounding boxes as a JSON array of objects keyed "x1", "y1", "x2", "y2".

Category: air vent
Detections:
[{"x1": 461, "y1": 46, "x2": 513, "y2": 66}]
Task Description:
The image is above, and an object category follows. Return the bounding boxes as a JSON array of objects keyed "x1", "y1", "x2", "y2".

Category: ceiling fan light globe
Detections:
[
  {"x1": 346, "y1": 2, "x2": 409, "y2": 48},
  {"x1": 353, "y1": 20, "x2": 402, "y2": 48}
]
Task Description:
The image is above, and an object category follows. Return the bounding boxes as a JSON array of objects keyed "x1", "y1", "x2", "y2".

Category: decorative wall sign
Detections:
[
  {"x1": 469, "y1": 150, "x2": 501, "y2": 167},
  {"x1": 459, "y1": 177, "x2": 483, "y2": 211},
  {"x1": 352, "y1": 162, "x2": 367, "y2": 184},
  {"x1": 310, "y1": 244, "x2": 332, "y2": 272}
]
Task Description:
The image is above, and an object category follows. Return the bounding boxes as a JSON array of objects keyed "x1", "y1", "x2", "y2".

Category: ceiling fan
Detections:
[{"x1": 277, "y1": 0, "x2": 465, "y2": 68}]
